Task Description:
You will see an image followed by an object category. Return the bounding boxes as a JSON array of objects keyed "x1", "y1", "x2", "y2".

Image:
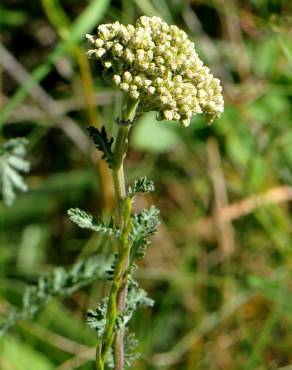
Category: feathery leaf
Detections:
[
  {"x1": 68, "y1": 208, "x2": 120, "y2": 237},
  {"x1": 0, "y1": 138, "x2": 30, "y2": 206},
  {"x1": 130, "y1": 206, "x2": 160, "y2": 259},
  {"x1": 87, "y1": 125, "x2": 114, "y2": 168},
  {"x1": 128, "y1": 176, "x2": 155, "y2": 197},
  {"x1": 0, "y1": 256, "x2": 111, "y2": 336}
]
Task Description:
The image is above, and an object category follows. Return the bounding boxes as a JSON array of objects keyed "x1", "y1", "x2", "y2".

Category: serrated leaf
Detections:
[
  {"x1": 86, "y1": 297, "x2": 108, "y2": 336},
  {"x1": 130, "y1": 206, "x2": 160, "y2": 260},
  {"x1": 124, "y1": 332, "x2": 140, "y2": 368},
  {"x1": 0, "y1": 256, "x2": 111, "y2": 336},
  {"x1": 128, "y1": 176, "x2": 155, "y2": 197},
  {"x1": 0, "y1": 138, "x2": 30, "y2": 206},
  {"x1": 87, "y1": 280, "x2": 153, "y2": 343},
  {"x1": 67, "y1": 208, "x2": 120, "y2": 237},
  {"x1": 117, "y1": 280, "x2": 154, "y2": 328},
  {"x1": 104, "y1": 331, "x2": 140, "y2": 369},
  {"x1": 87, "y1": 125, "x2": 114, "y2": 168}
]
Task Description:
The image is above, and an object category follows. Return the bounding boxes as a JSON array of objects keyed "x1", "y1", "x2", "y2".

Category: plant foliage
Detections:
[
  {"x1": 130, "y1": 205, "x2": 160, "y2": 259},
  {"x1": 68, "y1": 208, "x2": 120, "y2": 237},
  {"x1": 0, "y1": 256, "x2": 111, "y2": 337},
  {"x1": 0, "y1": 138, "x2": 30, "y2": 206},
  {"x1": 87, "y1": 125, "x2": 114, "y2": 168},
  {"x1": 86, "y1": 279, "x2": 152, "y2": 367},
  {"x1": 87, "y1": 297, "x2": 108, "y2": 337},
  {"x1": 117, "y1": 279, "x2": 154, "y2": 328},
  {"x1": 128, "y1": 176, "x2": 155, "y2": 197}
]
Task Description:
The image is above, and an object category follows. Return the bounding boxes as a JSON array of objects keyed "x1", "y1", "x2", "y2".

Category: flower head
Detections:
[{"x1": 86, "y1": 16, "x2": 224, "y2": 126}]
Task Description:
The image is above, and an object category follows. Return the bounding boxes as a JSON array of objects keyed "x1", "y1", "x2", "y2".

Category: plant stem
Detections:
[{"x1": 96, "y1": 99, "x2": 138, "y2": 370}]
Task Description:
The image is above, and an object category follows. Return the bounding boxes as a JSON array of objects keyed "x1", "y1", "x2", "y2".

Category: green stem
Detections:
[{"x1": 95, "y1": 99, "x2": 138, "y2": 370}]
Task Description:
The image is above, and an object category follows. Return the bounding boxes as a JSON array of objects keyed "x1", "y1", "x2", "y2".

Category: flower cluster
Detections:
[{"x1": 86, "y1": 16, "x2": 224, "y2": 126}]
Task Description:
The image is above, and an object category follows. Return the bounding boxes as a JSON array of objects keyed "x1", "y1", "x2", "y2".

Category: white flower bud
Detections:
[
  {"x1": 148, "y1": 63, "x2": 156, "y2": 73},
  {"x1": 156, "y1": 45, "x2": 165, "y2": 54},
  {"x1": 198, "y1": 90, "x2": 207, "y2": 99},
  {"x1": 86, "y1": 34, "x2": 96, "y2": 44},
  {"x1": 173, "y1": 75, "x2": 183, "y2": 83},
  {"x1": 130, "y1": 90, "x2": 140, "y2": 100},
  {"x1": 146, "y1": 50, "x2": 154, "y2": 60},
  {"x1": 112, "y1": 43, "x2": 123, "y2": 56},
  {"x1": 182, "y1": 118, "x2": 191, "y2": 127},
  {"x1": 136, "y1": 49, "x2": 145, "y2": 61},
  {"x1": 87, "y1": 50, "x2": 97, "y2": 58},
  {"x1": 163, "y1": 110, "x2": 174, "y2": 120},
  {"x1": 96, "y1": 48, "x2": 106, "y2": 57},
  {"x1": 157, "y1": 86, "x2": 167, "y2": 94},
  {"x1": 155, "y1": 78, "x2": 164, "y2": 86},
  {"x1": 160, "y1": 95, "x2": 168, "y2": 104},
  {"x1": 134, "y1": 76, "x2": 143, "y2": 87},
  {"x1": 138, "y1": 16, "x2": 150, "y2": 27},
  {"x1": 140, "y1": 62, "x2": 149, "y2": 71},
  {"x1": 159, "y1": 66, "x2": 166, "y2": 74},
  {"x1": 155, "y1": 56, "x2": 164, "y2": 65},
  {"x1": 95, "y1": 38, "x2": 104, "y2": 48},
  {"x1": 173, "y1": 112, "x2": 181, "y2": 120},
  {"x1": 144, "y1": 79, "x2": 152, "y2": 87},
  {"x1": 103, "y1": 60, "x2": 112, "y2": 68},
  {"x1": 120, "y1": 83, "x2": 129, "y2": 91},
  {"x1": 123, "y1": 71, "x2": 132, "y2": 83},
  {"x1": 98, "y1": 25, "x2": 110, "y2": 40},
  {"x1": 148, "y1": 86, "x2": 156, "y2": 94},
  {"x1": 113, "y1": 75, "x2": 122, "y2": 85},
  {"x1": 124, "y1": 49, "x2": 134, "y2": 63}
]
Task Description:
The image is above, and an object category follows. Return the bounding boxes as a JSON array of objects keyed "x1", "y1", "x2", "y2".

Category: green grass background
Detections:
[{"x1": 1, "y1": 0, "x2": 292, "y2": 369}]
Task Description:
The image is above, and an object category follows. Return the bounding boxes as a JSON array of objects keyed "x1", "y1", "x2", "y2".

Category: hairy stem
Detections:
[{"x1": 96, "y1": 99, "x2": 138, "y2": 370}]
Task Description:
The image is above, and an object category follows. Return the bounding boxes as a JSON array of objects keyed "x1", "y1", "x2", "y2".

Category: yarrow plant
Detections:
[
  {"x1": 0, "y1": 15, "x2": 223, "y2": 370},
  {"x1": 73, "y1": 16, "x2": 223, "y2": 370}
]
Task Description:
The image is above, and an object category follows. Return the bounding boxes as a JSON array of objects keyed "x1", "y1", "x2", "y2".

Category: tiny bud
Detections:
[
  {"x1": 144, "y1": 79, "x2": 152, "y2": 87},
  {"x1": 155, "y1": 78, "x2": 164, "y2": 86},
  {"x1": 130, "y1": 90, "x2": 140, "y2": 100},
  {"x1": 124, "y1": 49, "x2": 134, "y2": 63},
  {"x1": 120, "y1": 83, "x2": 129, "y2": 91},
  {"x1": 163, "y1": 110, "x2": 174, "y2": 120},
  {"x1": 103, "y1": 60, "x2": 112, "y2": 68},
  {"x1": 148, "y1": 86, "x2": 156, "y2": 94},
  {"x1": 96, "y1": 48, "x2": 106, "y2": 57},
  {"x1": 140, "y1": 62, "x2": 149, "y2": 71},
  {"x1": 95, "y1": 38, "x2": 104, "y2": 48},
  {"x1": 160, "y1": 95, "x2": 169, "y2": 104},
  {"x1": 86, "y1": 34, "x2": 96, "y2": 44},
  {"x1": 112, "y1": 43, "x2": 123, "y2": 56},
  {"x1": 134, "y1": 76, "x2": 143, "y2": 87},
  {"x1": 182, "y1": 118, "x2": 191, "y2": 127},
  {"x1": 113, "y1": 75, "x2": 122, "y2": 85},
  {"x1": 123, "y1": 71, "x2": 132, "y2": 83}
]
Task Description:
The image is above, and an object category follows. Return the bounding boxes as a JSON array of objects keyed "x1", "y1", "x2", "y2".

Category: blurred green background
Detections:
[{"x1": 1, "y1": 0, "x2": 292, "y2": 369}]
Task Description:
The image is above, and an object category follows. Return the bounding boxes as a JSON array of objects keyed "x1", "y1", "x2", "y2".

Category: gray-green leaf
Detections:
[{"x1": 0, "y1": 138, "x2": 30, "y2": 206}]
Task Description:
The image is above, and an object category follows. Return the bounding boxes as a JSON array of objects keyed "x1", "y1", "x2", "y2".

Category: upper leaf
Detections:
[
  {"x1": 87, "y1": 126, "x2": 114, "y2": 168},
  {"x1": 0, "y1": 138, "x2": 30, "y2": 206},
  {"x1": 68, "y1": 208, "x2": 120, "y2": 237}
]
